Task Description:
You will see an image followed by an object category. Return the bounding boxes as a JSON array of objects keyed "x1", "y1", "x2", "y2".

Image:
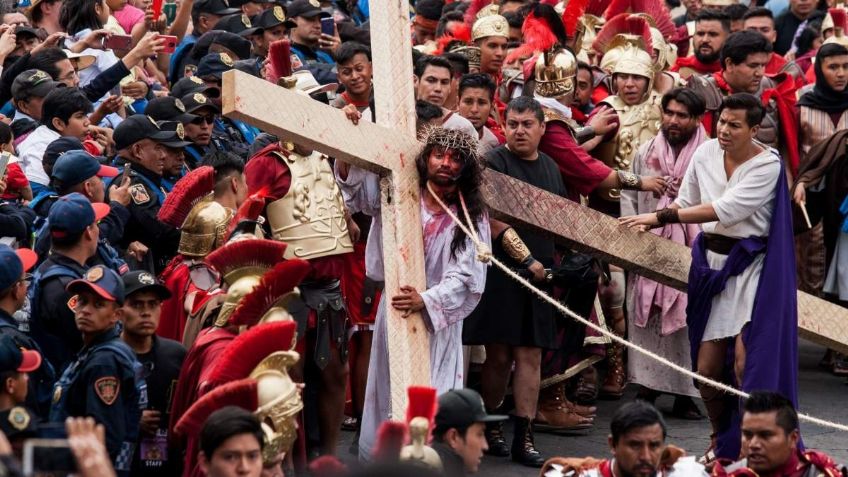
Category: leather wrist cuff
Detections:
[{"x1": 656, "y1": 207, "x2": 680, "y2": 224}]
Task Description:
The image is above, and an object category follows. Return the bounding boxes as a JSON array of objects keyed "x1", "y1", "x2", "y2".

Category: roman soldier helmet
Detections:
[
  {"x1": 605, "y1": 0, "x2": 680, "y2": 72},
  {"x1": 175, "y1": 371, "x2": 303, "y2": 464},
  {"x1": 205, "y1": 320, "x2": 299, "y2": 389},
  {"x1": 226, "y1": 260, "x2": 311, "y2": 327},
  {"x1": 466, "y1": 0, "x2": 508, "y2": 42},
  {"x1": 158, "y1": 166, "x2": 234, "y2": 257},
  {"x1": 204, "y1": 239, "x2": 289, "y2": 326},
  {"x1": 507, "y1": 3, "x2": 577, "y2": 99},
  {"x1": 592, "y1": 14, "x2": 653, "y2": 76},
  {"x1": 612, "y1": 42, "x2": 655, "y2": 82},
  {"x1": 824, "y1": 8, "x2": 848, "y2": 48}
]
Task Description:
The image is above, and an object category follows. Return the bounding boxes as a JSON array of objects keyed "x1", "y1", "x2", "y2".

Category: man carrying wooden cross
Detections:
[
  {"x1": 620, "y1": 93, "x2": 799, "y2": 461},
  {"x1": 335, "y1": 126, "x2": 490, "y2": 461}
]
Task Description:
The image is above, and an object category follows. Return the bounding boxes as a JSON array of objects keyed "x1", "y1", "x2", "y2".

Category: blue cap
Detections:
[
  {"x1": 0, "y1": 335, "x2": 41, "y2": 373},
  {"x1": 51, "y1": 150, "x2": 119, "y2": 186},
  {"x1": 66, "y1": 265, "x2": 125, "y2": 305},
  {"x1": 0, "y1": 246, "x2": 37, "y2": 291},
  {"x1": 47, "y1": 193, "x2": 110, "y2": 238}
]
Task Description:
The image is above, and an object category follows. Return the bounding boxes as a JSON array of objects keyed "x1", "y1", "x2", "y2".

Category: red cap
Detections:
[
  {"x1": 98, "y1": 164, "x2": 119, "y2": 178},
  {"x1": 17, "y1": 348, "x2": 41, "y2": 373},
  {"x1": 91, "y1": 202, "x2": 111, "y2": 222},
  {"x1": 15, "y1": 248, "x2": 37, "y2": 273}
]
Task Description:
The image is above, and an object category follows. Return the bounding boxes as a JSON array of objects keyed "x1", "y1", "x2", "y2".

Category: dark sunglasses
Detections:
[{"x1": 191, "y1": 115, "x2": 216, "y2": 125}]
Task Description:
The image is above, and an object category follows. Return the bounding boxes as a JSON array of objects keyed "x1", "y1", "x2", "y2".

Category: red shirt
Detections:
[
  {"x1": 538, "y1": 121, "x2": 612, "y2": 201},
  {"x1": 766, "y1": 52, "x2": 787, "y2": 76}
]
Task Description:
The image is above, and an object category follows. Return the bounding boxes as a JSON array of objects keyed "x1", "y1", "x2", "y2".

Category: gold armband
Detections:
[{"x1": 502, "y1": 228, "x2": 532, "y2": 264}]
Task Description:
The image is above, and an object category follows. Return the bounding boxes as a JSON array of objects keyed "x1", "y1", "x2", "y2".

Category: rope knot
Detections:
[{"x1": 475, "y1": 243, "x2": 493, "y2": 263}]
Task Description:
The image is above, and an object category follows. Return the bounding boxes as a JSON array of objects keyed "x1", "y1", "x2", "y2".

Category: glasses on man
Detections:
[{"x1": 191, "y1": 115, "x2": 215, "y2": 125}]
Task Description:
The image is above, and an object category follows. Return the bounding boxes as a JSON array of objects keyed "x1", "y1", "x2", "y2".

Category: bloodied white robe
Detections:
[{"x1": 335, "y1": 165, "x2": 490, "y2": 461}]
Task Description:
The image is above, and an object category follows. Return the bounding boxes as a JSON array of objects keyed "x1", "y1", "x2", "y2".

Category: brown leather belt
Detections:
[{"x1": 703, "y1": 233, "x2": 741, "y2": 255}]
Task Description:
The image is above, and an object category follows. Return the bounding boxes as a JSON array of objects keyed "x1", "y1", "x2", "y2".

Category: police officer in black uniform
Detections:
[
  {"x1": 119, "y1": 271, "x2": 186, "y2": 475},
  {"x1": 49, "y1": 265, "x2": 146, "y2": 477},
  {"x1": 109, "y1": 115, "x2": 184, "y2": 274},
  {"x1": 192, "y1": 52, "x2": 260, "y2": 158},
  {"x1": 0, "y1": 246, "x2": 55, "y2": 417},
  {"x1": 0, "y1": 333, "x2": 43, "y2": 458}
]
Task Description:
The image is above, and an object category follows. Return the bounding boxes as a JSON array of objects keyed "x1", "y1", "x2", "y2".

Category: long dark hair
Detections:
[
  {"x1": 60, "y1": 0, "x2": 106, "y2": 35},
  {"x1": 416, "y1": 138, "x2": 486, "y2": 258}
]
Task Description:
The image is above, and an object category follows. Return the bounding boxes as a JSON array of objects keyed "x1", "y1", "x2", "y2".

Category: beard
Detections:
[
  {"x1": 694, "y1": 47, "x2": 719, "y2": 65},
  {"x1": 662, "y1": 125, "x2": 696, "y2": 147}
]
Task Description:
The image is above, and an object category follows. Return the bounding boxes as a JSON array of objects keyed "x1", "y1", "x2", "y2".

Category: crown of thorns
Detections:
[{"x1": 418, "y1": 125, "x2": 480, "y2": 160}]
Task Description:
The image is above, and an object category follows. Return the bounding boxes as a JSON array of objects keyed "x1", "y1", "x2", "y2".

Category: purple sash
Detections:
[{"x1": 686, "y1": 164, "x2": 799, "y2": 459}]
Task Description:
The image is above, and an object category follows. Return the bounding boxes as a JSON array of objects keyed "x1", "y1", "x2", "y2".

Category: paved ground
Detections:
[{"x1": 338, "y1": 339, "x2": 848, "y2": 476}]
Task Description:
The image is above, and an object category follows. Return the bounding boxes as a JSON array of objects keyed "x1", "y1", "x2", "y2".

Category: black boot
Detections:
[
  {"x1": 484, "y1": 419, "x2": 510, "y2": 457},
  {"x1": 511, "y1": 416, "x2": 545, "y2": 467}
]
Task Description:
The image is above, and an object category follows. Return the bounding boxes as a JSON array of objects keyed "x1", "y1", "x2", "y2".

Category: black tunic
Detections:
[{"x1": 463, "y1": 146, "x2": 567, "y2": 349}]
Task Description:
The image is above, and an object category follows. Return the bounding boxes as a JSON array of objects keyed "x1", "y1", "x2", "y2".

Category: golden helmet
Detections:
[
  {"x1": 612, "y1": 43, "x2": 654, "y2": 81},
  {"x1": 579, "y1": 15, "x2": 604, "y2": 61},
  {"x1": 534, "y1": 48, "x2": 578, "y2": 99},
  {"x1": 204, "y1": 239, "x2": 289, "y2": 327},
  {"x1": 471, "y1": 14, "x2": 509, "y2": 42},
  {"x1": 251, "y1": 351, "x2": 303, "y2": 463},
  {"x1": 647, "y1": 26, "x2": 677, "y2": 72},
  {"x1": 451, "y1": 45, "x2": 482, "y2": 70},
  {"x1": 824, "y1": 11, "x2": 835, "y2": 35},
  {"x1": 178, "y1": 197, "x2": 234, "y2": 258}
]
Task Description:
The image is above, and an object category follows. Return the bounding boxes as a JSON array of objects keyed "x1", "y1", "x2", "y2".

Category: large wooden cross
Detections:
[{"x1": 222, "y1": 0, "x2": 848, "y2": 417}]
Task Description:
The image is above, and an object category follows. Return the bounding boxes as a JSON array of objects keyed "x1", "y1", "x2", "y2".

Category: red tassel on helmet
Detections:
[
  {"x1": 204, "y1": 239, "x2": 288, "y2": 278},
  {"x1": 205, "y1": 321, "x2": 299, "y2": 384},
  {"x1": 227, "y1": 260, "x2": 312, "y2": 327},
  {"x1": 174, "y1": 378, "x2": 259, "y2": 437},
  {"x1": 157, "y1": 166, "x2": 216, "y2": 227}
]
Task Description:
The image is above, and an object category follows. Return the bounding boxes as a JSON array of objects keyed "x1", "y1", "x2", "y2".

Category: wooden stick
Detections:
[{"x1": 799, "y1": 201, "x2": 812, "y2": 229}]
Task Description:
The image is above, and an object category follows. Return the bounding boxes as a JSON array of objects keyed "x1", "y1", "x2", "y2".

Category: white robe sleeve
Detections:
[
  {"x1": 712, "y1": 159, "x2": 780, "y2": 227},
  {"x1": 334, "y1": 163, "x2": 382, "y2": 216},
  {"x1": 420, "y1": 215, "x2": 491, "y2": 333}
]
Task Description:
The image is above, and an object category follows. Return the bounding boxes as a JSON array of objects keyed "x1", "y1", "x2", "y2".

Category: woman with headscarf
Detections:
[{"x1": 793, "y1": 42, "x2": 848, "y2": 376}]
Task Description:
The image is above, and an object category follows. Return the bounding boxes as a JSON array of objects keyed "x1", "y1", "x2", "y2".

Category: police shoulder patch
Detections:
[
  {"x1": 130, "y1": 184, "x2": 151, "y2": 205},
  {"x1": 94, "y1": 376, "x2": 120, "y2": 405},
  {"x1": 8, "y1": 406, "x2": 29, "y2": 431}
]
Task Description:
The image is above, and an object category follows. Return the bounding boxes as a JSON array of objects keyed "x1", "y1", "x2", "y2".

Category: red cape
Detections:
[
  {"x1": 158, "y1": 256, "x2": 192, "y2": 342},
  {"x1": 707, "y1": 72, "x2": 800, "y2": 174},
  {"x1": 168, "y1": 327, "x2": 236, "y2": 476},
  {"x1": 671, "y1": 55, "x2": 722, "y2": 75}
]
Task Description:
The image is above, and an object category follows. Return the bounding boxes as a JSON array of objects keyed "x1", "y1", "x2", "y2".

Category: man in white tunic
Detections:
[
  {"x1": 621, "y1": 93, "x2": 799, "y2": 461},
  {"x1": 335, "y1": 127, "x2": 490, "y2": 461}
]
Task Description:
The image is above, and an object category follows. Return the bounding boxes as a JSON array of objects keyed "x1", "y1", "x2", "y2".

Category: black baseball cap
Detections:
[
  {"x1": 286, "y1": 0, "x2": 330, "y2": 20},
  {"x1": 145, "y1": 96, "x2": 198, "y2": 123},
  {"x1": 113, "y1": 115, "x2": 175, "y2": 150},
  {"x1": 434, "y1": 389, "x2": 507, "y2": 434},
  {"x1": 43, "y1": 137, "x2": 85, "y2": 170},
  {"x1": 254, "y1": 5, "x2": 289, "y2": 29},
  {"x1": 216, "y1": 13, "x2": 262, "y2": 37},
  {"x1": 156, "y1": 121, "x2": 194, "y2": 148},
  {"x1": 13, "y1": 25, "x2": 39, "y2": 39},
  {"x1": 196, "y1": 52, "x2": 235, "y2": 80},
  {"x1": 11, "y1": 69, "x2": 62, "y2": 101},
  {"x1": 181, "y1": 92, "x2": 221, "y2": 114},
  {"x1": 192, "y1": 0, "x2": 239, "y2": 16},
  {"x1": 170, "y1": 76, "x2": 220, "y2": 99},
  {"x1": 121, "y1": 270, "x2": 172, "y2": 300},
  {"x1": 191, "y1": 31, "x2": 251, "y2": 61}
]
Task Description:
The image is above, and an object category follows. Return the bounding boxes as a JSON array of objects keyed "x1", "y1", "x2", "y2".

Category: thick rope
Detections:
[{"x1": 425, "y1": 183, "x2": 848, "y2": 433}]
